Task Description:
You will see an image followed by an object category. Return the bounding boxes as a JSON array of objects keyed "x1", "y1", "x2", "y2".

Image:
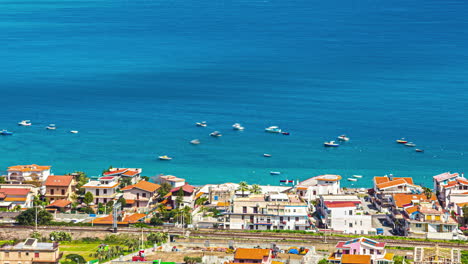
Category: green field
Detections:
[{"x1": 59, "y1": 242, "x2": 103, "y2": 261}]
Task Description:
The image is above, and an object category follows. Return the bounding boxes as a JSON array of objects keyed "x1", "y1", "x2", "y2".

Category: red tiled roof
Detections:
[
  {"x1": 0, "y1": 188, "x2": 30, "y2": 196},
  {"x1": 324, "y1": 201, "x2": 360, "y2": 208},
  {"x1": 45, "y1": 175, "x2": 74, "y2": 187},
  {"x1": 8, "y1": 164, "x2": 51, "y2": 172},
  {"x1": 341, "y1": 254, "x2": 371, "y2": 264},
  {"x1": 374, "y1": 176, "x2": 390, "y2": 185},
  {"x1": 433, "y1": 172, "x2": 459, "y2": 182},
  {"x1": 405, "y1": 206, "x2": 418, "y2": 215},
  {"x1": 235, "y1": 248, "x2": 270, "y2": 260},
  {"x1": 393, "y1": 177, "x2": 414, "y2": 184},
  {"x1": 122, "y1": 170, "x2": 139, "y2": 176},
  {"x1": 376, "y1": 179, "x2": 408, "y2": 189},
  {"x1": 392, "y1": 193, "x2": 434, "y2": 208},
  {"x1": 122, "y1": 181, "x2": 160, "y2": 193},
  {"x1": 100, "y1": 176, "x2": 116, "y2": 180},
  {"x1": 126, "y1": 199, "x2": 135, "y2": 204},
  {"x1": 170, "y1": 184, "x2": 195, "y2": 194},
  {"x1": 47, "y1": 199, "x2": 71, "y2": 208},
  {"x1": 103, "y1": 169, "x2": 127, "y2": 176}
]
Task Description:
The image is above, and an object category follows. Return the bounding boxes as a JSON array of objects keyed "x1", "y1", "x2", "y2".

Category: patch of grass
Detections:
[
  {"x1": 59, "y1": 242, "x2": 102, "y2": 261},
  {"x1": 386, "y1": 246, "x2": 414, "y2": 250}
]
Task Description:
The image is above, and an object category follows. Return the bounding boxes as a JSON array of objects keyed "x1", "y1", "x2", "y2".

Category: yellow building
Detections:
[{"x1": 0, "y1": 238, "x2": 61, "y2": 264}]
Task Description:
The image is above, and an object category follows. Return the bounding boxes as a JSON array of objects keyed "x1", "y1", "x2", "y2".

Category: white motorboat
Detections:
[
  {"x1": 18, "y1": 120, "x2": 32, "y2": 126},
  {"x1": 265, "y1": 126, "x2": 282, "y2": 133},
  {"x1": 158, "y1": 155, "x2": 172, "y2": 161},
  {"x1": 405, "y1": 142, "x2": 416, "y2": 147},
  {"x1": 263, "y1": 154, "x2": 272, "y2": 157},
  {"x1": 210, "y1": 131, "x2": 222, "y2": 137},
  {"x1": 270, "y1": 171, "x2": 281, "y2": 175},
  {"x1": 347, "y1": 178, "x2": 357, "y2": 182},
  {"x1": 70, "y1": 130, "x2": 79, "y2": 134},
  {"x1": 232, "y1": 123, "x2": 245, "y2": 130},
  {"x1": 337, "y1": 135, "x2": 350, "y2": 141},
  {"x1": 196, "y1": 121, "x2": 207, "y2": 127},
  {"x1": 324, "y1": 141, "x2": 339, "y2": 147},
  {"x1": 353, "y1": 175, "x2": 363, "y2": 178},
  {"x1": 190, "y1": 139, "x2": 200, "y2": 145},
  {"x1": 46, "y1": 124, "x2": 56, "y2": 130}
]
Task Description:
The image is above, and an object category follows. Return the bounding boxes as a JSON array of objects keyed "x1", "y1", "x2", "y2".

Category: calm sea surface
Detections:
[{"x1": 1, "y1": 0, "x2": 467, "y2": 187}]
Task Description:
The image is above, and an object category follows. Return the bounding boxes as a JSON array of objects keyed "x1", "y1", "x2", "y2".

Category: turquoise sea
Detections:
[{"x1": 1, "y1": 0, "x2": 467, "y2": 188}]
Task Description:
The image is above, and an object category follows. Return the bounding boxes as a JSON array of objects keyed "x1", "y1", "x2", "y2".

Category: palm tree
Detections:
[
  {"x1": 250, "y1": 184, "x2": 262, "y2": 194},
  {"x1": 422, "y1": 187, "x2": 433, "y2": 199},
  {"x1": 195, "y1": 197, "x2": 208, "y2": 206},
  {"x1": 237, "y1": 181, "x2": 249, "y2": 196}
]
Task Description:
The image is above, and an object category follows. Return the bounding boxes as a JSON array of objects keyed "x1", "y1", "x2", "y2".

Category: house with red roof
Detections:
[
  {"x1": 121, "y1": 180, "x2": 160, "y2": 210},
  {"x1": 103, "y1": 168, "x2": 142, "y2": 184},
  {"x1": 317, "y1": 195, "x2": 372, "y2": 235},
  {"x1": 6, "y1": 164, "x2": 51, "y2": 183},
  {"x1": 0, "y1": 187, "x2": 34, "y2": 208},
  {"x1": 46, "y1": 199, "x2": 72, "y2": 212},
  {"x1": 45, "y1": 175, "x2": 76, "y2": 202},
  {"x1": 328, "y1": 237, "x2": 394, "y2": 264},
  {"x1": 166, "y1": 184, "x2": 196, "y2": 209},
  {"x1": 231, "y1": 248, "x2": 272, "y2": 264},
  {"x1": 371, "y1": 175, "x2": 423, "y2": 213}
]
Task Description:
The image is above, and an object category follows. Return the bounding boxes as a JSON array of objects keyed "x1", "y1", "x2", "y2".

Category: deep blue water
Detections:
[{"x1": 1, "y1": 0, "x2": 467, "y2": 187}]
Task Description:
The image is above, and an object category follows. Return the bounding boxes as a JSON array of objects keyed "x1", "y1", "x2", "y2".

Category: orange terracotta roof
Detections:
[
  {"x1": 296, "y1": 187, "x2": 308, "y2": 190},
  {"x1": 235, "y1": 248, "x2": 269, "y2": 260},
  {"x1": 47, "y1": 199, "x2": 71, "y2": 208},
  {"x1": 0, "y1": 188, "x2": 30, "y2": 196},
  {"x1": 103, "y1": 169, "x2": 127, "y2": 175},
  {"x1": 405, "y1": 206, "x2": 418, "y2": 215},
  {"x1": 217, "y1": 202, "x2": 230, "y2": 206},
  {"x1": 374, "y1": 176, "x2": 390, "y2": 185},
  {"x1": 163, "y1": 193, "x2": 172, "y2": 198},
  {"x1": 394, "y1": 177, "x2": 414, "y2": 184},
  {"x1": 4, "y1": 197, "x2": 27, "y2": 202},
  {"x1": 123, "y1": 213, "x2": 146, "y2": 223},
  {"x1": 341, "y1": 254, "x2": 371, "y2": 264},
  {"x1": 383, "y1": 253, "x2": 395, "y2": 261},
  {"x1": 377, "y1": 179, "x2": 408, "y2": 189},
  {"x1": 126, "y1": 199, "x2": 135, "y2": 204},
  {"x1": 122, "y1": 170, "x2": 139, "y2": 177},
  {"x1": 393, "y1": 193, "x2": 428, "y2": 208},
  {"x1": 8, "y1": 164, "x2": 51, "y2": 172},
  {"x1": 195, "y1": 192, "x2": 205, "y2": 199},
  {"x1": 45, "y1": 175, "x2": 74, "y2": 187},
  {"x1": 122, "y1": 181, "x2": 160, "y2": 193}
]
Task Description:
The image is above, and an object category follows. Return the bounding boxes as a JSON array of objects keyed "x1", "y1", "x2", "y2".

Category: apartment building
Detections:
[
  {"x1": 82, "y1": 176, "x2": 119, "y2": 204},
  {"x1": 328, "y1": 237, "x2": 394, "y2": 264},
  {"x1": 44, "y1": 175, "x2": 76, "y2": 202},
  {"x1": 6, "y1": 165, "x2": 51, "y2": 183},
  {"x1": 295, "y1": 174, "x2": 342, "y2": 205}
]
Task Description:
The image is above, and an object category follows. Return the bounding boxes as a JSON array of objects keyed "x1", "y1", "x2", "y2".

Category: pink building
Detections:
[{"x1": 328, "y1": 237, "x2": 394, "y2": 264}]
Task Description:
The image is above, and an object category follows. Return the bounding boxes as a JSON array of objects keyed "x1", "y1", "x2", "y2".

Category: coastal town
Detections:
[{"x1": 0, "y1": 164, "x2": 466, "y2": 264}]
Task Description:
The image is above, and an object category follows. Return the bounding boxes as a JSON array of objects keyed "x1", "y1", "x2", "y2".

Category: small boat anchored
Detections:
[
  {"x1": 18, "y1": 120, "x2": 32, "y2": 126},
  {"x1": 210, "y1": 131, "x2": 222, "y2": 137},
  {"x1": 270, "y1": 171, "x2": 281, "y2": 175},
  {"x1": 337, "y1": 135, "x2": 349, "y2": 141},
  {"x1": 405, "y1": 142, "x2": 416, "y2": 147},
  {"x1": 232, "y1": 123, "x2": 244, "y2": 130},
  {"x1": 348, "y1": 178, "x2": 357, "y2": 182},
  {"x1": 46, "y1": 124, "x2": 56, "y2": 130},
  {"x1": 396, "y1": 138, "x2": 408, "y2": 144},
  {"x1": 158, "y1": 155, "x2": 172, "y2": 161},
  {"x1": 263, "y1": 154, "x2": 272, "y2": 157},
  {"x1": 282, "y1": 132, "x2": 290, "y2": 135},
  {"x1": 353, "y1": 175, "x2": 363, "y2": 178},
  {"x1": 265, "y1": 126, "x2": 282, "y2": 133},
  {"x1": 324, "y1": 141, "x2": 339, "y2": 147},
  {"x1": 415, "y1": 149, "x2": 424, "y2": 153},
  {"x1": 196, "y1": 121, "x2": 207, "y2": 127},
  {"x1": 190, "y1": 139, "x2": 200, "y2": 145},
  {"x1": 0, "y1": 130, "x2": 13, "y2": 135},
  {"x1": 70, "y1": 130, "x2": 79, "y2": 134}
]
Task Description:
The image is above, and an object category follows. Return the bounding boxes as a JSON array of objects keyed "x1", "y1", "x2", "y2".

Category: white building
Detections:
[
  {"x1": 6, "y1": 164, "x2": 51, "y2": 183},
  {"x1": 433, "y1": 172, "x2": 468, "y2": 208},
  {"x1": 158, "y1": 175, "x2": 186, "y2": 188},
  {"x1": 82, "y1": 176, "x2": 119, "y2": 204},
  {"x1": 228, "y1": 193, "x2": 311, "y2": 231},
  {"x1": 295, "y1": 174, "x2": 342, "y2": 204},
  {"x1": 318, "y1": 195, "x2": 373, "y2": 235},
  {"x1": 103, "y1": 168, "x2": 142, "y2": 184}
]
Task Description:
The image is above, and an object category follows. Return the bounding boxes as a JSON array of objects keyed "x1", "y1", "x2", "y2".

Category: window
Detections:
[
  {"x1": 242, "y1": 215, "x2": 244, "y2": 220},
  {"x1": 295, "y1": 226, "x2": 299, "y2": 230},
  {"x1": 243, "y1": 207, "x2": 247, "y2": 213},
  {"x1": 5, "y1": 252, "x2": 9, "y2": 257},
  {"x1": 253, "y1": 207, "x2": 258, "y2": 214},
  {"x1": 34, "y1": 252, "x2": 39, "y2": 258},
  {"x1": 142, "y1": 193, "x2": 146, "y2": 198},
  {"x1": 103, "y1": 189, "x2": 107, "y2": 194},
  {"x1": 349, "y1": 210, "x2": 353, "y2": 215},
  {"x1": 295, "y1": 217, "x2": 299, "y2": 221},
  {"x1": 25, "y1": 253, "x2": 29, "y2": 256},
  {"x1": 18, "y1": 252, "x2": 21, "y2": 257},
  {"x1": 416, "y1": 223, "x2": 422, "y2": 228},
  {"x1": 370, "y1": 249, "x2": 374, "y2": 254},
  {"x1": 51, "y1": 189, "x2": 54, "y2": 195},
  {"x1": 363, "y1": 249, "x2": 366, "y2": 254},
  {"x1": 214, "y1": 196, "x2": 219, "y2": 201},
  {"x1": 349, "y1": 223, "x2": 353, "y2": 227},
  {"x1": 61, "y1": 189, "x2": 65, "y2": 195}
]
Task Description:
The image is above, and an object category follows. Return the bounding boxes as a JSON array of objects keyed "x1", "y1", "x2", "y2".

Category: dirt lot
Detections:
[{"x1": 146, "y1": 250, "x2": 304, "y2": 262}]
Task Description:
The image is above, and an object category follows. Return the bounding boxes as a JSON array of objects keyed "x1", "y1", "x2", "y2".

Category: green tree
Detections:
[
  {"x1": 50, "y1": 231, "x2": 72, "y2": 241},
  {"x1": 83, "y1": 192, "x2": 94, "y2": 205},
  {"x1": 65, "y1": 254, "x2": 86, "y2": 264},
  {"x1": 0, "y1": 176, "x2": 6, "y2": 184},
  {"x1": 237, "y1": 181, "x2": 249, "y2": 196},
  {"x1": 463, "y1": 206, "x2": 468, "y2": 225},
  {"x1": 16, "y1": 208, "x2": 53, "y2": 226},
  {"x1": 184, "y1": 256, "x2": 202, "y2": 264},
  {"x1": 150, "y1": 216, "x2": 164, "y2": 226},
  {"x1": 249, "y1": 184, "x2": 262, "y2": 194},
  {"x1": 141, "y1": 176, "x2": 150, "y2": 181},
  {"x1": 422, "y1": 186, "x2": 433, "y2": 199},
  {"x1": 158, "y1": 182, "x2": 172, "y2": 198},
  {"x1": 117, "y1": 197, "x2": 127, "y2": 208},
  {"x1": 119, "y1": 177, "x2": 132, "y2": 188},
  {"x1": 195, "y1": 197, "x2": 208, "y2": 206},
  {"x1": 147, "y1": 232, "x2": 167, "y2": 245},
  {"x1": 317, "y1": 259, "x2": 328, "y2": 264},
  {"x1": 175, "y1": 188, "x2": 184, "y2": 208}
]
